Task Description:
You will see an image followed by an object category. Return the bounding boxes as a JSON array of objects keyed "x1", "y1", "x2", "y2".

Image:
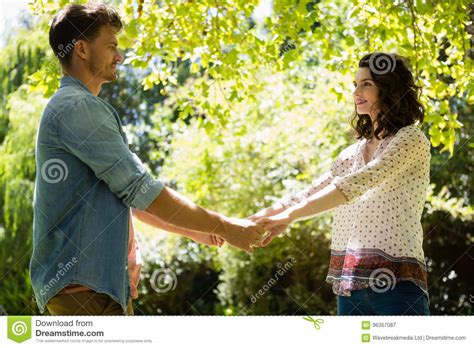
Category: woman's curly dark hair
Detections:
[{"x1": 350, "y1": 52, "x2": 425, "y2": 140}]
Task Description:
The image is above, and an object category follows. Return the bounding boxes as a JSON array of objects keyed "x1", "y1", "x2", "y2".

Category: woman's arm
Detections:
[
  {"x1": 249, "y1": 170, "x2": 337, "y2": 221},
  {"x1": 249, "y1": 202, "x2": 286, "y2": 219},
  {"x1": 256, "y1": 124, "x2": 430, "y2": 243},
  {"x1": 254, "y1": 184, "x2": 346, "y2": 242},
  {"x1": 248, "y1": 157, "x2": 343, "y2": 245},
  {"x1": 132, "y1": 209, "x2": 224, "y2": 247},
  {"x1": 331, "y1": 125, "x2": 430, "y2": 204}
]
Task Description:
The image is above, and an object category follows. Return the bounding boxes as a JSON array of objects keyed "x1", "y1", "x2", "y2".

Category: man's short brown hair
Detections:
[{"x1": 49, "y1": 2, "x2": 123, "y2": 67}]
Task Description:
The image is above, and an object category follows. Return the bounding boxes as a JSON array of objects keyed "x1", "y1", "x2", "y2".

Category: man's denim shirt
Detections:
[{"x1": 30, "y1": 76, "x2": 164, "y2": 314}]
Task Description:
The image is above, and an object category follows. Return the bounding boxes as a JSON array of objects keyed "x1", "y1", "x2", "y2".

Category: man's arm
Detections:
[
  {"x1": 132, "y1": 209, "x2": 224, "y2": 246},
  {"x1": 58, "y1": 98, "x2": 262, "y2": 252},
  {"x1": 146, "y1": 187, "x2": 264, "y2": 252}
]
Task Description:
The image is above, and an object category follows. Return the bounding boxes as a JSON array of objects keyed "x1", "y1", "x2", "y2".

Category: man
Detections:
[{"x1": 30, "y1": 2, "x2": 264, "y2": 316}]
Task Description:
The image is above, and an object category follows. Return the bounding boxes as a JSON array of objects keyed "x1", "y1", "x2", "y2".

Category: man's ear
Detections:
[{"x1": 73, "y1": 39, "x2": 89, "y2": 61}]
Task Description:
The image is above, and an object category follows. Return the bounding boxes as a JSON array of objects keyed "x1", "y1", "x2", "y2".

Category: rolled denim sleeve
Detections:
[{"x1": 58, "y1": 96, "x2": 164, "y2": 210}]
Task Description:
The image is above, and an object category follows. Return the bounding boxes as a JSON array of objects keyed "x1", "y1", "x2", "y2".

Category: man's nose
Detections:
[{"x1": 115, "y1": 52, "x2": 124, "y2": 64}]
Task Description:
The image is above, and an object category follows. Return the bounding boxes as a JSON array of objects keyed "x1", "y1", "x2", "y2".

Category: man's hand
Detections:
[
  {"x1": 218, "y1": 217, "x2": 265, "y2": 252},
  {"x1": 146, "y1": 187, "x2": 265, "y2": 252},
  {"x1": 191, "y1": 232, "x2": 225, "y2": 247}
]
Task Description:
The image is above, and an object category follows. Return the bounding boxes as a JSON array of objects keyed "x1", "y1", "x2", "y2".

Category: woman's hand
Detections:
[
  {"x1": 254, "y1": 213, "x2": 291, "y2": 229},
  {"x1": 252, "y1": 213, "x2": 292, "y2": 246},
  {"x1": 247, "y1": 203, "x2": 285, "y2": 222},
  {"x1": 259, "y1": 225, "x2": 288, "y2": 246}
]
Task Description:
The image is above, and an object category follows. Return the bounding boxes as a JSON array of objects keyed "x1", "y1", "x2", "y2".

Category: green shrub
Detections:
[{"x1": 135, "y1": 234, "x2": 221, "y2": 315}]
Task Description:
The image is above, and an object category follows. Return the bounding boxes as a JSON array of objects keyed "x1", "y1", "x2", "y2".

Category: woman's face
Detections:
[{"x1": 353, "y1": 67, "x2": 380, "y2": 119}]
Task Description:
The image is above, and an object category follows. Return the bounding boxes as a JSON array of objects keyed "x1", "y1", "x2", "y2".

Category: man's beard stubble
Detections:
[{"x1": 87, "y1": 57, "x2": 117, "y2": 82}]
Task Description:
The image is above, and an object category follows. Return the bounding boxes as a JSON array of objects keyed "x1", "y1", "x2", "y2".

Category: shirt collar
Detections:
[{"x1": 59, "y1": 75, "x2": 93, "y2": 95}]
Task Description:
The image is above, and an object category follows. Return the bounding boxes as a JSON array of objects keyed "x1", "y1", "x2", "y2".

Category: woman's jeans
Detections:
[{"x1": 337, "y1": 281, "x2": 430, "y2": 315}]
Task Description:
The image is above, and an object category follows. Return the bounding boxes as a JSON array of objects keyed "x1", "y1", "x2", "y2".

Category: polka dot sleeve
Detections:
[
  {"x1": 331, "y1": 124, "x2": 431, "y2": 203},
  {"x1": 277, "y1": 170, "x2": 336, "y2": 209}
]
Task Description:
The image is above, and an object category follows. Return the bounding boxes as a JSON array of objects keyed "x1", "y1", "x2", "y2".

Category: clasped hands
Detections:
[
  {"x1": 247, "y1": 211, "x2": 291, "y2": 248},
  {"x1": 213, "y1": 210, "x2": 291, "y2": 253}
]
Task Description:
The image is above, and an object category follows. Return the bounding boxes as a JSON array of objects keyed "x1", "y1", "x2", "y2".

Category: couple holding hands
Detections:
[{"x1": 31, "y1": 2, "x2": 430, "y2": 316}]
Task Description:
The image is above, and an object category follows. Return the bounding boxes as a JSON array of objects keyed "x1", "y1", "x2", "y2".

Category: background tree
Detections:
[{"x1": 0, "y1": 0, "x2": 472, "y2": 315}]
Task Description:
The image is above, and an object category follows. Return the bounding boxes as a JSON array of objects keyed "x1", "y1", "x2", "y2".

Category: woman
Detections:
[{"x1": 251, "y1": 52, "x2": 431, "y2": 315}]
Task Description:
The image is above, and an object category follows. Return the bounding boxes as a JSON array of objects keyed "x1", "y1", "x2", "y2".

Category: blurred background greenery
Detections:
[{"x1": 0, "y1": 0, "x2": 472, "y2": 315}]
